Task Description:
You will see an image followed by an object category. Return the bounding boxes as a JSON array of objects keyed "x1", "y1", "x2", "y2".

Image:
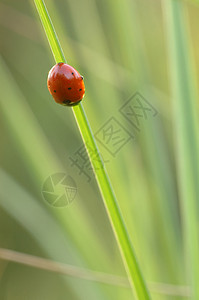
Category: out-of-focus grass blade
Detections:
[
  {"x1": 163, "y1": 0, "x2": 199, "y2": 298},
  {"x1": 0, "y1": 247, "x2": 192, "y2": 298},
  {"x1": 108, "y1": 0, "x2": 182, "y2": 285},
  {"x1": 0, "y1": 54, "x2": 113, "y2": 295},
  {"x1": 0, "y1": 169, "x2": 104, "y2": 300}
]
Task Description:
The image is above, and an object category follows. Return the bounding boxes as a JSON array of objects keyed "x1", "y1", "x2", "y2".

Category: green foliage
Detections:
[
  {"x1": 34, "y1": 0, "x2": 151, "y2": 298},
  {"x1": 0, "y1": 0, "x2": 199, "y2": 299}
]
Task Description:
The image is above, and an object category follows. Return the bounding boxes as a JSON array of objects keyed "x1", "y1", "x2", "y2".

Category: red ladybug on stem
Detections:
[{"x1": 47, "y1": 62, "x2": 85, "y2": 106}]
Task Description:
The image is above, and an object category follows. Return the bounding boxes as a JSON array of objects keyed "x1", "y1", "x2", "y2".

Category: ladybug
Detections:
[{"x1": 47, "y1": 62, "x2": 85, "y2": 106}]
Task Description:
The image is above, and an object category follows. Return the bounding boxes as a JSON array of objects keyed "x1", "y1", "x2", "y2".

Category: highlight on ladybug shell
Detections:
[{"x1": 47, "y1": 62, "x2": 85, "y2": 106}]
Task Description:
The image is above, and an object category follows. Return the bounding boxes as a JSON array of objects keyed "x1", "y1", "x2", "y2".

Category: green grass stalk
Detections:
[{"x1": 34, "y1": 0, "x2": 151, "y2": 299}]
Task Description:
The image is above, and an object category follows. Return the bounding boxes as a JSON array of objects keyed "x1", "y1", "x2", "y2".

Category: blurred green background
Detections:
[{"x1": 0, "y1": 0, "x2": 199, "y2": 299}]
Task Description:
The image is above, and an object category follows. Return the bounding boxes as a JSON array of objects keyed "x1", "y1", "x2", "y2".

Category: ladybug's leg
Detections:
[{"x1": 62, "y1": 99, "x2": 81, "y2": 106}]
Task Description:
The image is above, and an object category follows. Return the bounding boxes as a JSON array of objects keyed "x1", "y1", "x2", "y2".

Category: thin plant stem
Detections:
[{"x1": 34, "y1": 1, "x2": 151, "y2": 298}]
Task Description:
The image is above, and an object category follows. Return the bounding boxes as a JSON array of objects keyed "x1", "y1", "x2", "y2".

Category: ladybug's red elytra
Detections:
[{"x1": 47, "y1": 62, "x2": 85, "y2": 106}]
